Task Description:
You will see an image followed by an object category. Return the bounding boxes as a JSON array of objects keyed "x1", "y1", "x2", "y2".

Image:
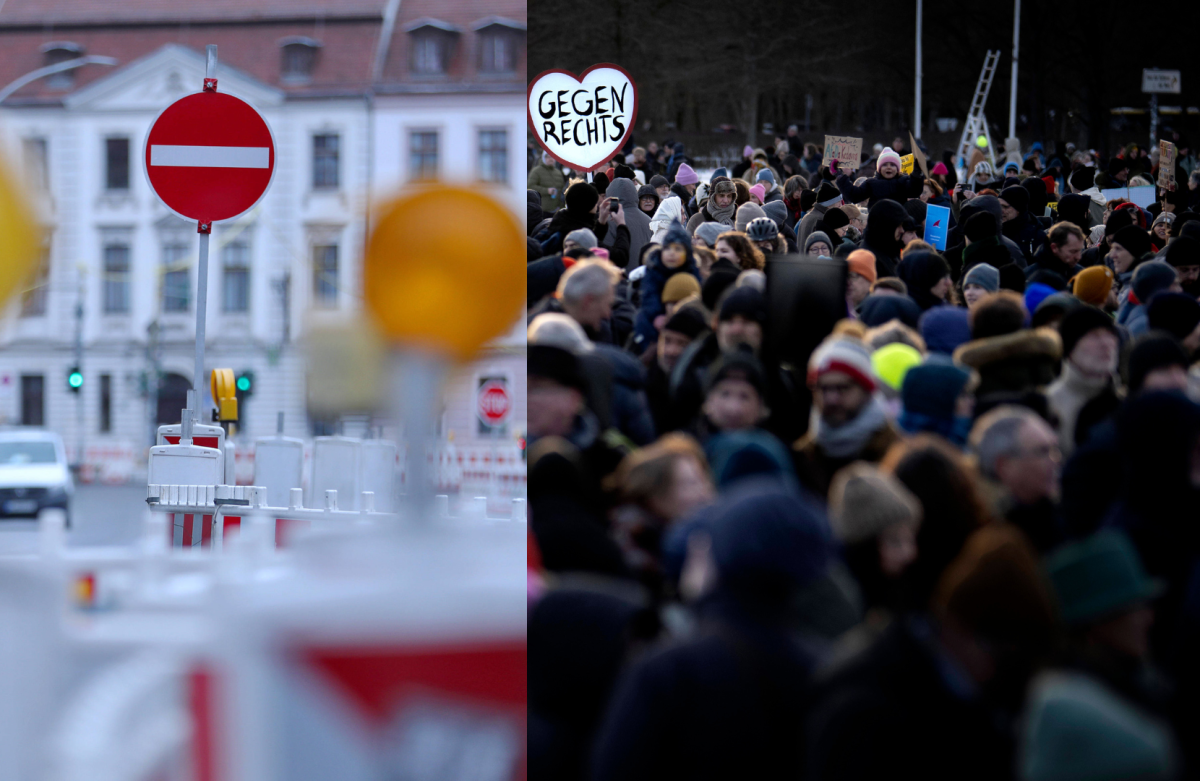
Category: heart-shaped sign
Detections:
[{"x1": 527, "y1": 64, "x2": 638, "y2": 173}]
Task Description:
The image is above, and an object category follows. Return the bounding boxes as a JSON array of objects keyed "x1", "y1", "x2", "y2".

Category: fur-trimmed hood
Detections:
[{"x1": 953, "y1": 327, "x2": 1063, "y2": 369}]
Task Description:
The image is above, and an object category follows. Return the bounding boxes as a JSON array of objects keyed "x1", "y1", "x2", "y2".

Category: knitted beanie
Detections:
[
  {"x1": 756, "y1": 168, "x2": 775, "y2": 185},
  {"x1": 847, "y1": 249, "x2": 877, "y2": 284},
  {"x1": 828, "y1": 463, "x2": 922, "y2": 545},
  {"x1": 871, "y1": 342, "x2": 923, "y2": 391},
  {"x1": 662, "y1": 307, "x2": 708, "y2": 340},
  {"x1": 1111, "y1": 225, "x2": 1152, "y2": 261},
  {"x1": 1000, "y1": 185, "x2": 1030, "y2": 214},
  {"x1": 902, "y1": 362, "x2": 972, "y2": 418},
  {"x1": 662, "y1": 272, "x2": 702, "y2": 304},
  {"x1": 565, "y1": 228, "x2": 597, "y2": 250},
  {"x1": 1132, "y1": 261, "x2": 1178, "y2": 303},
  {"x1": 964, "y1": 263, "x2": 1000, "y2": 293},
  {"x1": 674, "y1": 163, "x2": 699, "y2": 186},
  {"x1": 1071, "y1": 266, "x2": 1114, "y2": 307},
  {"x1": 877, "y1": 147, "x2": 902, "y2": 170},
  {"x1": 735, "y1": 202, "x2": 767, "y2": 232},
  {"x1": 919, "y1": 307, "x2": 972, "y2": 355},
  {"x1": 965, "y1": 211, "x2": 999, "y2": 241},
  {"x1": 693, "y1": 221, "x2": 725, "y2": 248},
  {"x1": 808, "y1": 337, "x2": 877, "y2": 392},
  {"x1": 1147, "y1": 292, "x2": 1200, "y2": 341},
  {"x1": 1058, "y1": 305, "x2": 1117, "y2": 359},
  {"x1": 761, "y1": 200, "x2": 788, "y2": 227},
  {"x1": 1127, "y1": 333, "x2": 1190, "y2": 393},
  {"x1": 749, "y1": 184, "x2": 766, "y2": 203}
]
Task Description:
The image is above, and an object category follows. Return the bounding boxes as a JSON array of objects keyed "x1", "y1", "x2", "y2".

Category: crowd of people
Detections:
[{"x1": 527, "y1": 130, "x2": 1200, "y2": 780}]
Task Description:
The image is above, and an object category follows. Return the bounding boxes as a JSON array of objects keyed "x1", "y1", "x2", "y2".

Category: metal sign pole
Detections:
[{"x1": 193, "y1": 44, "x2": 217, "y2": 418}]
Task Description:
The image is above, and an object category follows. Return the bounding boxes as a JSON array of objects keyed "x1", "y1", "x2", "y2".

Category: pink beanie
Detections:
[
  {"x1": 674, "y1": 163, "x2": 699, "y2": 186},
  {"x1": 749, "y1": 183, "x2": 766, "y2": 202},
  {"x1": 743, "y1": 145, "x2": 754, "y2": 158},
  {"x1": 931, "y1": 161, "x2": 949, "y2": 175},
  {"x1": 877, "y1": 147, "x2": 902, "y2": 170}
]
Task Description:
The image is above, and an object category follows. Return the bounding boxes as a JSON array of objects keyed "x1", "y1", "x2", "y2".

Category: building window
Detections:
[
  {"x1": 281, "y1": 39, "x2": 320, "y2": 84},
  {"x1": 20, "y1": 375, "x2": 44, "y2": 427},
  {"x1": 412, "y1": 34, "x2": 444, "y2": 74},
  {"x1": 22, "y1": 138, "x2": 48, "y2": 192},
  {"x1": 103, "y1": 244, "x2": 130, "y2": 314},
  {"x1": 479, "y1": 32, "x2": 514, "y2": 73},
  {"x1": 478, "y1": 130, "x2": 508, "y2": 184},
  {"x1": 42, "y1": 42, "x2": 83, "y2": 90},
  {"x1": 409, "y1": 131, "x2": 438, "y2": 181},
  {"x1": 99, "y1": 374, "x2": 112, "y2": 433},
  {"x1": 162, "y1": 244, "x2": 190, "y2": 312},
  {"x1": 222, "y1": 242, "x2": 250, "y2": 313},
  {"x1": 312, "y1": 134, "x2": 339, "y2": 189},
  {"x1": 312, "y1": 244, "x2": 338, "y2": 308},
  {"x1": 105, "y1": 138, "x2": 130, "y2": 191},
  {"x1": 20, "y1": 245, "x2": 50, "y2": 318}
]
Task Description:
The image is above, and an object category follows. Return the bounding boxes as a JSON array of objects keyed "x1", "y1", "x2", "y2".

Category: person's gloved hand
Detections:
[{"x1": 825, "y1": 160, "x2": 839, "y2": 180}]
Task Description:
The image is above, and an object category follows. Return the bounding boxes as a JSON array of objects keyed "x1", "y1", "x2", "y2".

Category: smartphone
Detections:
[{"x1": 609, "y1": 198, "x2": 619, "y2": 213}]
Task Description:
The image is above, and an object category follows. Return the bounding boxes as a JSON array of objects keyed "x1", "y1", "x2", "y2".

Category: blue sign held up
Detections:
[{"x1": 924, "y1": 204, "x2": 950, "y2": 250}]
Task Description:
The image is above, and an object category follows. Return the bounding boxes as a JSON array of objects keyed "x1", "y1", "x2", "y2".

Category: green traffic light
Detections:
[
  {"x1": 236, "y1": 376, "x2": 251, "y2": 392},
  {"x1": 68, "y1": 371, "x2": 83, "y2": 388}
]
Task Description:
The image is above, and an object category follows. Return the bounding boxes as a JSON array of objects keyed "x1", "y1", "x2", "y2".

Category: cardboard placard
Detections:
[
  {"x1": 909, "y1": 132, "x2": 929, "y2": 178},
  {"x1": 1158, "y1": 140, "x2": 1177, "y2": 192},
  {"x1": 527, "y1": 64, "x2": 638, "y2": 172},
  {"x1": 924, "y1": 204, "x2": 950, "y2": 250},
  {"x1": 823, "y1": 135, "x2": 862, "y2": 171}
]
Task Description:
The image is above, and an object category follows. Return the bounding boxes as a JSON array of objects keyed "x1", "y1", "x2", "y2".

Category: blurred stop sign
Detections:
[{"x1": 477, "y1": 380, "x2": 511, "y2": 426}]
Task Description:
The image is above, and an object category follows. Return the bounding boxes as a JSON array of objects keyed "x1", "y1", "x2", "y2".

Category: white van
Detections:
[{"x1": 0, "y1": 430, "x2": 72, "y2": 523}]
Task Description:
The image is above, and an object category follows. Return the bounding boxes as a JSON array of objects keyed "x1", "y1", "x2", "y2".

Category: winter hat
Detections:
[
  {"x1": 847, "y1": 249, "x2": 877, "y2": 284},
  {"x1": 902, "y1": 362, "x2": 972, "y2": 419},
  {"x1": 1044, "y1": 530, "x2": 1165, "y2": 627},
  {"x1": 1021, "y1": 671, "x2": 1178, "y2": 781},
  {"x1": 804, "y1": 231, "x2": 834, "y2": 254},
  {"x1": 1071, "y1": 266, "x2": 1114, "y2": 307},
  {"x1": 662, "y1": 220, "x2": 692, "y2": 251},
  {"x1": 662, "y1": 273, "x2": 702, "y2": 304},
  {"x1": 1104, "y1": 208, "x2": 1134, "y2": 236},
  {"x1": 702, "y1": 269, "x2": 738, "y2": 310},
  {"x1": 919, "y1": 307, "x2": 972, "y2": 355},
  {"x1": 1058, "y1": 305, "x2": 1117, "y2": 360},
  {"x1": 592, "y1": 171, "x2": 609, "y2": 194},
  {"x1": 756, "y1": 168, "x2": 775, "y2": 185},
  {"x1": 710, "y1": 167, "x2": 729, "y2": 181},
  {"x1": 871, "y1": 342, "x2": 923, "y2": 391},
  {"x1": 931, "y1": 161, "x2": 950, "y2": 176},
  {"x1": 1127, "y1": 333, "x2": 1190, "y2": 393},
  {"x1": 999, "y1": 263, "x2": 1028, "y2": 293},
  {"x1": 1068, "y1": 166, "x2": 1095, "y2": 192},
  {"x1": 649, "y1": 174, "x2": 669, "y2": 189},
  {"x1": 973, "y1": 161, "x2": 994, "y2": 178},
  {"x1": 564, "y1": 182, "x2": 600, "y2": 216},
  {"x1": 1131, "y1": 260, "x2": 1178, "y2": 303},
  {"x1": 1110, "y1": 225, "x2": 1152, "y2": 260},
  {"x1": 662, "y1": 307, "x2": 708, "y2": 340},
  {"x1": 705, "y1": 347, "x2": 767, "y2": 399},
  {"x1": 706, "y1": 431, "x2": 794, "y2": 488},
  {"x1": 933, "y1": 525, "x2": 1058, "y2": 648},
  {"x1": 1056, "y1": 193, "x2": 1092, "y2": 229},
  {"x1": 735, "y1": 202, "x2": 767, "y2": 232},
  {"x1": 749, "y1": 183, "x2": 766, "y2": 203},
  {"x1": 820, "y1": 205, "x2": 850, "y2": 233},
  {"x1": 1028, "y1": 270, "x2": 1068, "y2": 293},
  {"x1": 742, "y1": 145, "x2": 754, "y2": 158},
  {"x1": 965, "y1": 210, "x2": 999, "y2": 241},
  {"x1": 971, "y1": 291, "x2": 1029, "y2": 338},
  {"x1": 903, "y1": 199, "x2": 927, "y2": 225},
  {"x1": 746, "y1": 217, "x2": 778, "y2": 243},
  {"x1": 799, "y1": 190, "x2": 817, "y2": 212},
  {"x1": 828, "y1": 463, "x2": 922, "y2": 545},
  {"x1": 1025, "y1": 283, "x2": 1057, "y2": 315},
  {"x1": 1151, "y1": 212, "x2": 1175, "y2": 230},
  {"x1": 815, "y1": 181, "x2": 842, "y2": 205},
  {"x1": 693, "y1": 221, "x2": 725, "y2": 248},
  {"x1": 1181, "y1": 221, "x2": 1200, "y2": 243},
  {"x1": 564, "y1": 228, "x2": 598, "y2": 250},
  {"x1": 761, "y1": 200, "x2": 788, "y2": 227},
  {"x1": 717, "y1": 285, "x2": 767, "y2": 325},
  {"x1": 1147, "y1": 292, "x2": 1200, "y2": 341},
  {"x1": 877, "y1": 147, "x2": 902, "y2": 169},
  {"x1": 710, "y1": 177, "x2": 736, "y2": 197},
  {"x1": 999, "y1": 186, "x2": 1030, "y2": 215},
  {"x1": 964, "y1": 263, "x2": 1000, "y2": 293},
  {"x1": 674, "y1": 163, "x2": 699, "y2": 186},
  {"x1": 859, "y1": 293, "x2": 923, "y2": 329},
  {"x1": 1031, "y1": 293, "x2": 1083, "y2": 329},
  {"x1": 707, "y1": 478, "x2": 833, "y2": 599},
  {"x1": 1164, "y1": 236, "x2": 1200, "y2": 269},
  {"x1": 808, "y1": 337, "x2": 877, "y2": 392},
  {"x1": 528, "y1": 344, "x2": 586, "y2": 392}
]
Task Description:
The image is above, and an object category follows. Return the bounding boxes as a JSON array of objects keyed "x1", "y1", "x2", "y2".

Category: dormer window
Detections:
[
  {"x1": 405, "y1": 19, "x2": 461, "y2": 76},
  {"x1": 472, "y1": 18, "x2": 524, "y2": 75},
  {"x1": 279, "y1": 37, "x2": 321, "y2": 85},
  {"x1": 41, "y1": 42, "x2": 84, "y2": 90}
]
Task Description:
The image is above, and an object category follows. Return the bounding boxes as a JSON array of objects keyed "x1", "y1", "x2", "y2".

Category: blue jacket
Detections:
[
  {"x1": 1116, "y1": 298, "x2": 1149, "y2": 337},
  {"x1": 631, "y1": 248, "x2": 700, "y2": 351}
]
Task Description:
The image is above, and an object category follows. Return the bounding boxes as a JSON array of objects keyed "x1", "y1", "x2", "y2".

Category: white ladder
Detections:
[{"x1": 956, "y1": 50, "x2": 1001, "y2": 176}]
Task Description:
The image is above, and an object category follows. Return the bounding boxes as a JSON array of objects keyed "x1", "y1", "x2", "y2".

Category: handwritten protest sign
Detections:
[
  {"x1": 900, "y1": 155, "x2": 915, "y2": 175},
  {"x1": 1158, "y1": 140, "x2": 1177, "y2": 192},
  {"x1": 823, "y1": 135, "x2": 862, "y2": 171},
  {"x1": 527, "y1": 64, "x2": 638, "y2": 172}
]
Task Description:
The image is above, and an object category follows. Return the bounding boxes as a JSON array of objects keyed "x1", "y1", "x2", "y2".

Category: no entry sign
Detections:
[{"x1": 144, "y1": 91, "x2": 275, "y2": 223}]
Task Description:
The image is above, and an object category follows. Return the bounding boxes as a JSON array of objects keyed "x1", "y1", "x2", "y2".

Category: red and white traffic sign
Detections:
[
  {"x1": 144, "y1": 91, "x2": 275, "y2": 223},
  {"x1": 477, "y1": 380, "x2": 511, "y2": 426}
]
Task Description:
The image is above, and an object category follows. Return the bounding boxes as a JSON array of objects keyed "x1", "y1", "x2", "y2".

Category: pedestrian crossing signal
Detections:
[
  {"x1": 67, "y1": 367, "x2": 83, "y2": 392},
  {"x1": 236, "y1": 371, "x2": 254, "y2": 396}
]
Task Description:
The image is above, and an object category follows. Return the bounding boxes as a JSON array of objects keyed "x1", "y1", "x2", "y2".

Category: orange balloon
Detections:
[{"x1": 364, "y1": 185, "x2": 525, "y2": 360}]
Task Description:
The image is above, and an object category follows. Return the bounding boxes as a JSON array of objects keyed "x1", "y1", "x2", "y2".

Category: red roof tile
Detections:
[{"x1": 378, "y1": 0, "x2": 524, "y2": 88}]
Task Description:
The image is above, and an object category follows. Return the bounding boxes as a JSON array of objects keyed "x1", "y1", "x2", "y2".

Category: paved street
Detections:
[{"x1": 0, "y1": 482, "x2": 147, "y2": 555}]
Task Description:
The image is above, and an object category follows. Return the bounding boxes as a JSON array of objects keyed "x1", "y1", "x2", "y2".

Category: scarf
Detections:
[
  {"x1": 706, "y1": 198, "x2": 736, "y2": 225},
  {"x1": 813, "y1": 394, "x2": 890, "y2": 459}
]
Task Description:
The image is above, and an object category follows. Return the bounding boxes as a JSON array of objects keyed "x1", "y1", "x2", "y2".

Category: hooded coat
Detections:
[
  {"x1": 947, "y1": 196, "x2": 1028, "y2": 269},
  {"x1": 632, "y1": 229, "x2": 701, "y2": 352},
  {"x1": 636, "y1": 184, "x2": 661, "y2": 218},
  {"x1": 605, "y1": 177, "x2": 653, "y2": 270},
  {"x1": 897, "y1": 251, "x2": 952, "y2": 311},
  {"x1": 953, "y1": 328, "x2": 1063, "y2": 399},
  {"x1": 861, "y1": 200, "x2": 910, "y2": 278},
  {"x1": 650, "y1": 196, "x2": 686, "y2": 244}
]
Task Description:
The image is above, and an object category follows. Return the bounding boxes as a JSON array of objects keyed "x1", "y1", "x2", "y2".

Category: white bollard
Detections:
[{"x1": 510, "y1": 498, "x2": 527, "y2": 523}]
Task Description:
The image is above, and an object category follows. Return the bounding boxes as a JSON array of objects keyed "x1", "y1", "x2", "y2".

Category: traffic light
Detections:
[
  {"x1": 235, "y1": 370, "x2": 254, "y2": 397},
  {"x1": 67, "y1": 366, "x2": 82, "y2": 393}
]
